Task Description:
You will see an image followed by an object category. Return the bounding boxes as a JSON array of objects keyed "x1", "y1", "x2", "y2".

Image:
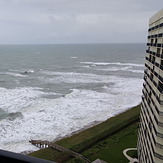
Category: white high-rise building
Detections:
[{"x1": 138, "y1": 9, "x2": 163, "y2": 163}]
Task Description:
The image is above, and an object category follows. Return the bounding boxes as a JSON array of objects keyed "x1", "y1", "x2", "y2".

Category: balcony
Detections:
[
  {"x1": 157, "y1": 43, "x2": 162, "y2": 47},
  {"x1": 156, "y1": 53, "x2": 160, "y2": 57},
  {"x1": 144, "y1": 71, "x2": 163, "y2": 105},
  {"x1": 159, "y1": 23, "x2": 163, "y2": 27},
  {"x1": 158, "y1": 75, "x2": 163, "y2": 83},
  {"x1": 146, "y1": 49, "x2": 150, "y2": 53},
  {"x1": 145, "y1": 56, "x2": 149, "y2": 61},
  {"x1": 160, "y1": 65, "x2": 163, "y2": 71},
  {"x1": 0, "y1": 149, "x2": 55, "y2": 163},
  {"x1": 155, "y1": 62, "x2": 159, "y2": 68},
  {"x1": 144, "y1": 69, "x2": 148, "y2": 74},
  {"x1": 155, "y1": 151, "x2": 163, "y2": 161},
  {"x1": 161, "y1": 55, "x2": 163, "y2": 59},
  {"x1": 148, "y1": 23, "x2": 163, "y2": 32},
  {"x1": 146, "y1": 43, "x2": 163, "y2": 47},
  {"x1": 146, "y1": 49, "x2": 162, "y2": 58},
  {"x1": 147, "y1": 33, "x2": 163, "y2": 39}
]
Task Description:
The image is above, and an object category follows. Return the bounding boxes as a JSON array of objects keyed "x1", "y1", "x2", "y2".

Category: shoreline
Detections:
[
  {"x1": 20, "y1": 105, "x2": 140, "y2": 155},
  {"x1": 52, "y1": 104, "x2": 141, "y2": 143},
  {"x1": 21, "y1": 121, "x2": 103, "y2": 155},
  {"x1": 29, "y1": 104, "x2": 141, "y2": 161},
  {"x1": 53, "y1": 104, "x2": 141, "y2": 144},
  {"x1": 53, "y1": 120, "x2": 102, "y2": 142}
]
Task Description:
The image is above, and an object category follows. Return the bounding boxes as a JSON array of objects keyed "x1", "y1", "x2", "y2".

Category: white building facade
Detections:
[{"x1": 138, "y1": 9, "x2": 163, "y2": 163}]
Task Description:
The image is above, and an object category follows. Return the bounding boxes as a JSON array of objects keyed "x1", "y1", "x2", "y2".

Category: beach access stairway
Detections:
[{"x1": 29, "y1": 140, "x2": 91, "y2": 163}]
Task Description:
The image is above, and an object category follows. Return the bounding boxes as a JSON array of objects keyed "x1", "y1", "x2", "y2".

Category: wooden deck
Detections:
[{"x1": 29, "y1": 140, "x2": 91, "y2": 163}]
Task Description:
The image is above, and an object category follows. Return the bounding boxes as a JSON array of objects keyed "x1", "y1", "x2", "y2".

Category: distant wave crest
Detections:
[{"x1": 80, "y1": 61, "x2": 144, "y2": 67}]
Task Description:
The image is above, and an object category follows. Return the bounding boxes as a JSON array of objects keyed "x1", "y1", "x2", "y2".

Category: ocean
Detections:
[{"x1": 0, "y1": 43, "x2": 144, "y2": 153}]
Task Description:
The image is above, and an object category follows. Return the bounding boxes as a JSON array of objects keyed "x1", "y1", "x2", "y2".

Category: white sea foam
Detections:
[
  {"x1": 80, "y1": 61, "x2": 144, "y2": 67},
  {"x1": 80, "y1": 62, "x2": 144, "y2": 74},
  {"x1": 41, "y1": 70, "x2": 144, "y2": 85},
  {"x1": 41, "y1": 71, "x2": 111, "y2": 84},
  {"x1": 128, "y1": 69, "x2": 144, "y2": 74},
  {"x1": 0, "y1": 69, "x2": 34, "y2": 77},
  {"x1": 96, "y1": 66, "x2": 144, "y2": 74},
  {"x1": 0, "y1": 87, "x2": 47, "y2": 112},
  {"x1": 0, "y1": 76, "x2": 143, "y2": 153},
  {"x1": 97, "y1": 66, "x2": 132, "y2": 71},
  {"x1": 0, "y1": 72, "x2": 26, "y2": 77}
]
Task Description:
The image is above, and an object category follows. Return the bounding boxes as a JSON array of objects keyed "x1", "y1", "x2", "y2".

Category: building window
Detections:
[
  {"x1": 152, "y1": 65, "x2": 155, "y2": 72},
  {"x1": 149, "y1": 91, "x2": 152, "y2": 98},
  {"x1": 151, "y1": 73, "x2": 154, "y2": 80},
  {"x1": 157, "y1": 48, "x2": 161, "y2": 54},
  {"x1": 152, "y1": 56, "x2": 155, "y2": 62},
  {"x1": 158, "y1": 81, "x2": 163, "y2": 91},
  {"x1": 161, "y1": 60, "x2": 163, "y2": 66}
]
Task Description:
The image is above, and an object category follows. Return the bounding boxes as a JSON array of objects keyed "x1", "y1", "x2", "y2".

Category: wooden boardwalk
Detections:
[{"x1": 29, "y1": 140, "x2": 91, "y2": 163}]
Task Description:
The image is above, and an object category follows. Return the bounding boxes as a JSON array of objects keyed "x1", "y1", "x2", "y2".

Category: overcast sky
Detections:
[{"x1": 0, "y1": 0, "x2": 162, "y2": 44}]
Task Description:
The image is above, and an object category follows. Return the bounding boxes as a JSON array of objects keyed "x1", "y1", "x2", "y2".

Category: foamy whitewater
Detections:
[{"x1": 0, "y1": 44, "x2": 145, "y2": 153}]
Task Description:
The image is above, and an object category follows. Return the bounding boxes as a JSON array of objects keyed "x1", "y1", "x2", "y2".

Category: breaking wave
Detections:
[
  {"x1": 80, "y1": 61, "x2": 144, "y2": 67},
  {"x1": 0, "y1": 76, "x2": 143, "y2": 153}
]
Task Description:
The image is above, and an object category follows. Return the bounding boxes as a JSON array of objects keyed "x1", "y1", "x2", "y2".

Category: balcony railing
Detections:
[
  {"x1": 147, "y1": 43, "x2": 163, "y2": 47},
  {"x1": 143, "y1": 69, "x2": 163, "y2": 105},
  {"x1": 0, "y1": 149, "x2": 55, "y2": 163},
  {"x1": 148, "y1": 23, "x2": 163, "y2": 31},
  {"x1": 160, "y1": 65, "x2": 163, "y2": 71},
  {"x1": 155, "y1": 152, "x2": 163, "y2": 161}
]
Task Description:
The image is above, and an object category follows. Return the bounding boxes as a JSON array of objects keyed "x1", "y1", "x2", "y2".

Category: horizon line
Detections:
[{"x1": 0, "y1": 42, "x2": 146, "y2": 45}]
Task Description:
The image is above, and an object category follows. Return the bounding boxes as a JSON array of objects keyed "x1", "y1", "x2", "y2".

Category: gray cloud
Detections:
[{"x1": 0, "y1": 0, "x2": 162, "y2": 44}]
